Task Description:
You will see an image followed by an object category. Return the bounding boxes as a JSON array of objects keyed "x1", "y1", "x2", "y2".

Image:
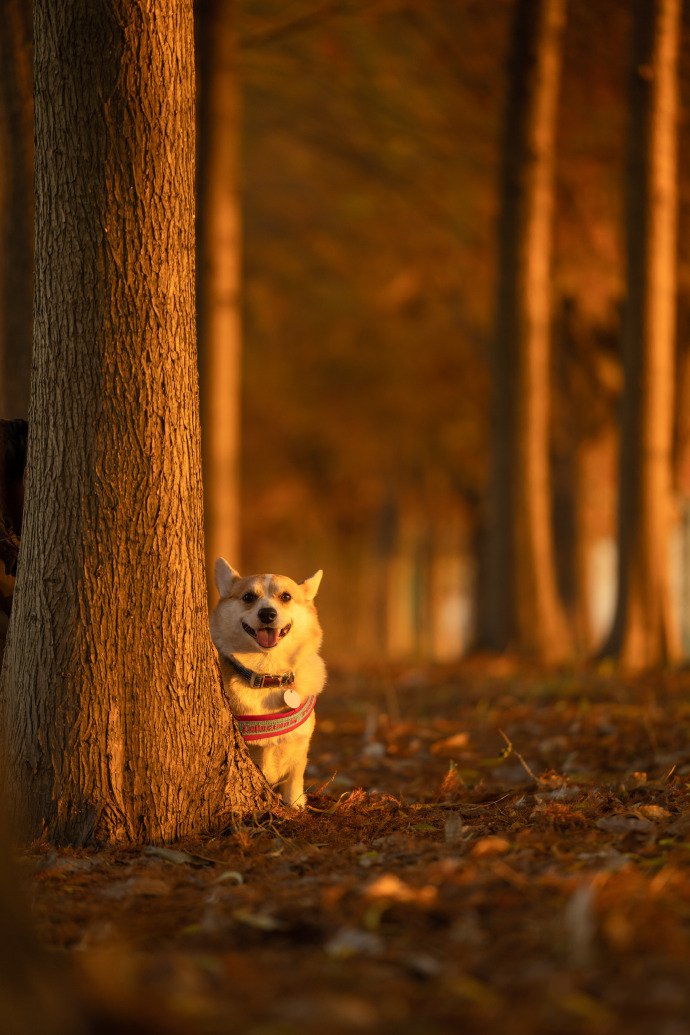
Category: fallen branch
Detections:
[{"x1": 498, "y1": 729, "x2": 540, "y2": 785}]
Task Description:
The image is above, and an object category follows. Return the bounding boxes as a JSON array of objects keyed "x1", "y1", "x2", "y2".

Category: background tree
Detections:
[
  {"x1": 0, "y1": 0, "x2": 33, "y2": 418},
  {"x1": 478, "y1": 0, "x2": 572, "y2": 662},
  {"x1": 197, "y1": 0, "x2": 242, "y2": 594},
  {"x1": 0, "y1": 0, "x2": 271, "y2": 845},
  {"x1": 551, "y1": 300, "x2": 620, "y2": 654},
  {"x1": 235, "y1": 2, "x2": 631, "y2": 662},
  {"x1": 606, "y1": 0, "x2": 681, "y2": 668}
]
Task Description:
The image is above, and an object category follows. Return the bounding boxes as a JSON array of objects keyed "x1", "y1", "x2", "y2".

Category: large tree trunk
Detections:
[
  {"x1": 479, "y1": 0, "x2": 571, "y2": 662},
  {"x1": 0, "y1": 0, "x2": 33, "y2": 418},
  {"x1": 607, "y1": 0, "x2": 681, "y2": 668},
  {"x1": 0, "y1": 0, "x2": 272, "y2": 846},
  {"x1": 196, "y1": 0, "x2": 242, "y2": 597}
]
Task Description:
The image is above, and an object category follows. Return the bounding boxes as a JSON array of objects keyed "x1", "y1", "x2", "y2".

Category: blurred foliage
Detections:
[
  {"x1": 239, "y1": 0, "x2": 512, "y2": 558},
  {"x1": 235, "y1": 0, "x2": 651, "y2": 572}
]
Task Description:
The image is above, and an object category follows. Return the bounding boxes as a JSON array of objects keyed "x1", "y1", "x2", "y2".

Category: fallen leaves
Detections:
[
  {"x1": 595, "y1": 814, "x2": 655, "y2": 835},
  {"x1": 143, "y1": 846, "x2": 217, "y2": 868},
  {"x1": 471, "y1": 835, "x2": 511, "y2": 857},
  {"x1": 637, "y1": 804, "x2": 673, "y2": 822},
  {"x1": 23, "y1": 665, "x2": 690, "y2": 1034},
  {"x1": 103, "y1": 877, "x2": 172, "y2": 899},
  {"x1": 430, "y1": 731, "x2": 470, "y2": 755},
  {"x1": 232, "y1": 908, "x2": 288, "y2": 933},
  {"x1": 363, "y1": 873, "x2": 438, "y2": 906},
  {"x1": 324, "y1": 927, "x2": 383, "y2": 958}
]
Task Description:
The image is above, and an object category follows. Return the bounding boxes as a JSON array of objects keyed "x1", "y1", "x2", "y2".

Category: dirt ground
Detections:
[{"x1": 23, "y1": 662, "x2": 690, "y2": 1034}]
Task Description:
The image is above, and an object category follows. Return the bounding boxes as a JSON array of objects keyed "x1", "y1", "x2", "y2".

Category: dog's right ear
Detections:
[{"x1": 214, "y1": 557, "x2": 240, "y2": 598}]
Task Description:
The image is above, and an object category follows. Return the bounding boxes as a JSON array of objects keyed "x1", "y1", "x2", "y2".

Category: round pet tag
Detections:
[{"x1": 283, "y1": 688, "x2": 301, "y2": 708}]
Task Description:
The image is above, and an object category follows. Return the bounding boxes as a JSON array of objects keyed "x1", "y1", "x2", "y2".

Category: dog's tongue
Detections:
[{"x1": 257, "y1": 627, "x2": 280, "y2": 649}]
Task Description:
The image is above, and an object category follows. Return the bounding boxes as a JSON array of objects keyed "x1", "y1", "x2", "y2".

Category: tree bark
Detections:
[
  {"x1": 0, "y1": 0, "x2": 33, "y2": 418},
  {"x1": 0, "y1": 0, "x2": 273, "y2": 845},
  {"x1": 196, "y1": 0, "x2": 243, "y2": 597},
  {"x1": 479, "y1": 0, "x2": 571, "y2": 662},
  {"x1": 606, "y1": 0, "x2": 681, "y2": 669}
]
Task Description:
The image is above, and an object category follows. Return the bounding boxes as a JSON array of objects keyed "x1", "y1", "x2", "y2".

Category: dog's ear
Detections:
[
  {"x1": 301, "y1": 569, "x2": 323, "y2": 601},
  {"x1": 215, "y1": 557, "x2": 240, "y2": 598}
]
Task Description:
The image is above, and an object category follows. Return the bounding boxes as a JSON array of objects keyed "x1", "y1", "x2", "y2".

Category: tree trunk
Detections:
[
  {"x1": 607, "y1": 0, "x2": 681, "y2": 668},
  {"x1": 0, "y1": 0, "x2": 272, "y2": 846},
  {"x1": 479, "y1": 0, "x2": 571, "y2": 662},
  {"x1": 196, "y1": 0, "x2": 242, "y2": 598},
  {"x1": 0, "y1": 0, "x2": 33, "y2": 418}
]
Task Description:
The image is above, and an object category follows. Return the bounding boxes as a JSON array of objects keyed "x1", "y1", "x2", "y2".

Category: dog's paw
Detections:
[
  {"x1": 286, "y1": 799, "x2": 306, "y2": 810},
  {"x1": 282, "y1": 792, "x2": 307, "y2": 810}
]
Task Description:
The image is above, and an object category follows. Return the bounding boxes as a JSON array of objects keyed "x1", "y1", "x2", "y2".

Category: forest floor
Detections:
[{"x1": 24, "y1": 661, "x2": 690, "y2": 1035}]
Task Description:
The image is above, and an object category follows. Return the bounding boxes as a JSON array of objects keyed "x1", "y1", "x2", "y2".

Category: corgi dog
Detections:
[{"x1": 210, "y1": 558, "x2": 326, "y2": 808}]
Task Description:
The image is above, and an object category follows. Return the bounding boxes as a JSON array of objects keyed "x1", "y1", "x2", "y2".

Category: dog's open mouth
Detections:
[{"x1": 242, "y1": 622, "x2": 292, "y2": 649}]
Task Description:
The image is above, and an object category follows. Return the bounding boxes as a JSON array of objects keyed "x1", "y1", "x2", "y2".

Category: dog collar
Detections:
[
  {"x1": 235, "y1": 695, "x2": 317, "y2": 742},
  {"x1": 224, "y1": 654, "x2": 295, "y2": 690}
]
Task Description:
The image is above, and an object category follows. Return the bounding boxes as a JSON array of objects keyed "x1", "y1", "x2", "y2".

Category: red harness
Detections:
[{"x1": 235, "y1": 695, "x2": 317, "y2": 742}]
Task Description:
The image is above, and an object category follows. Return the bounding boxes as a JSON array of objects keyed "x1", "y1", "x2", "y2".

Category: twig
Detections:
[{"x1": 498, "y1": 729, "x2": 540, "y2": 784}]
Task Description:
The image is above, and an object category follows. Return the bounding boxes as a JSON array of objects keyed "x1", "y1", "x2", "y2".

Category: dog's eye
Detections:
[
  {"x1": 280, "y1": 592, "x2": 292, "y2": 603},
  {"x1": 242, "y1": 592, "x2": 258, "y2": 604}
]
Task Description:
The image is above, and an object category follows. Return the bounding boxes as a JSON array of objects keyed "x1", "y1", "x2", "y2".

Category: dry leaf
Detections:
[
  {"x1": 636, "y1": 805, "x2": 672, "y2": 822},
  {"x1": 595, "y1": 815, "x2": 654, "y2": 835},
  {"x1": 212, "y1": 870, "x2": 244, "y2": 885},
  {"x1": 324, "y1": 928, "x2": 384, "y2": 959},
  {"x1": 471, "y1": 836, "x2": 511, "y2": 857},
  {"x1": 444, "y1": 814, "x2": 465, "y2": 844},
  {"x1": 233, "y1": 909, "x2": 288, "y2": 932},
  {"x1": 143, "y1": 845, "x2": 216, "y2": 867},
  {"x1": 563, "y1": 883, "x2": 596, "y2": 967},
  {"x1": 363, "y1": 873, "x2": 437, "y2": 906},
  {"x1": 103, "y1": 877, "x2": 171, "y2": 899},
  {"x1": 431, "y1": 732, "x2": 470, "y2": 755}
]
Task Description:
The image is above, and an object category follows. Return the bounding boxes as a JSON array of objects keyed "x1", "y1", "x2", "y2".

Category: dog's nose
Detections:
[{"x1": 258, "y1": 607, "x2": 277, "y2": 625}]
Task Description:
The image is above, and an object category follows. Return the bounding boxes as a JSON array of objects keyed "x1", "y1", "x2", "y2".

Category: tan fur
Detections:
[{"x1": 210, "y1": 558, "x2": 326, "y2": 808}]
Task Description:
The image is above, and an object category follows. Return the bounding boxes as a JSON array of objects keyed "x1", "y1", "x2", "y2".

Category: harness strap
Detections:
[{"x1": 236, "y1": 695, "x2": 317, "y2": 742}]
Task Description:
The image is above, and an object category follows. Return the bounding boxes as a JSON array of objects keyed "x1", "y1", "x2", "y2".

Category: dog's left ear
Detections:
[{"x1": 301, "y1": 570, "x2": 323, "y2": 601}]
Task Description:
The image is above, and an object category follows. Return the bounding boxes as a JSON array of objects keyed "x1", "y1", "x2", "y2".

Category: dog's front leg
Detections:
[{"x1": 281, "y1": 750, "x2": 309, "y2": 809}]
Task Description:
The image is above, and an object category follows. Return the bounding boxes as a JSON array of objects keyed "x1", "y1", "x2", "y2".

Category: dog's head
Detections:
[{"x1": 210, "y1": 558, "x2": 323, "y2": 660}]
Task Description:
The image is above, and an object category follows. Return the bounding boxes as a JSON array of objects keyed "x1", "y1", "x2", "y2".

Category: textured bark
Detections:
[
  {"x1": 197, "y1": 0, "x2": 242, "y2": 596},
  {"x1": 479, "y1": 0, "x2": 571, "y2": 662},
  {"x1": 0, "y1": 0, "x2": 33, "y2": 418},
  {"x1": 607, "y1": 0, "x2": 681, "y2": 668},
  {"x1": 511, "y1": 0, "x2": 572, "y2": 663},
  {"x1": 0, "y1": 0, "x2": 273, "y2": 845}
]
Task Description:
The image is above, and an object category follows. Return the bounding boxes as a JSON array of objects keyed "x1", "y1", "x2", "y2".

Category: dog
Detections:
[{"x1": 210, "y1": 558, "x2": 326, "y2": 808}]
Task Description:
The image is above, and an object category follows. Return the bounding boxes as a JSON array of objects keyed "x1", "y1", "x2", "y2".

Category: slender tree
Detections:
[
  {"x1": 606, "y1": 0, "x2": 681, "y2": 668},
  {"x1": 479, "y1": 0, "x2": 572, "y2": 662},
  {"x1": 196, "y1": 0, "x2": 242, "y2": 596},
  {"x1": 0, "y1": 0, "x2": 272, "y2": 845}
]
